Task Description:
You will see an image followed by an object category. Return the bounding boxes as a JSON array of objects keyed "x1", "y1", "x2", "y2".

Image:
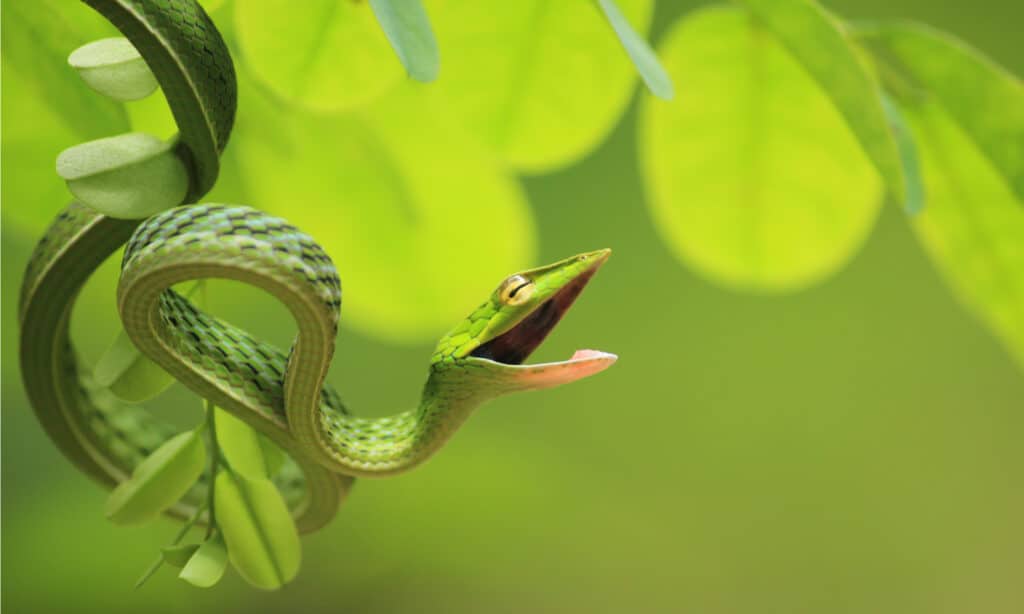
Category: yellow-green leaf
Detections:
[
  {"x1": 640, "y1": 7, "x2": 882, "y2": 292},
  {"x1": 368, "y1": 0, "x2": 439, "y2": 82},
  {"x1": 215, "y1": 407, "x2": 270, "y2": 479},
  {"x1": 214, "y1": 471, "x2": 301, "y2": 590},
  {"x1": 232, "y1": 76, "x2": 534, "y2": 343},
  {"x1": 106, "y1": 429, "x2": 206, "y2": 525},
  {"x1": 179, "y1": 533, "x2": 229, "y2": 588},
  {"x1": 736, "y1": 0, "x2": 909, "y2": 209},
  {"x1": 234, "y1": 0, "x2": 404, "y2": 112},
  {"x1": 903, "y1": 100, "x2": 1024, "y2": 368},
  {"x1": 161, "y1": 543, "x2": 200, "y2": 568},
  {"x1": 68, "y1": 37, "x2": 158, "y2": 102},
  {"x1": 431, "y1": 0, "x2": 654, "y2": 171}
]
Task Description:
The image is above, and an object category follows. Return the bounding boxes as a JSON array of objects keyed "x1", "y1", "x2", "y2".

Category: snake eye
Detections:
[{"x1": 498, "y1": 275, "x2": 534, "y2": 306}]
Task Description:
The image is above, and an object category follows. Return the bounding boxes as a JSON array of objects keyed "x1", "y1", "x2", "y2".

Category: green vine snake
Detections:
[{"x1": 18, "y1": 0, "x2": 617, "y2": 534}]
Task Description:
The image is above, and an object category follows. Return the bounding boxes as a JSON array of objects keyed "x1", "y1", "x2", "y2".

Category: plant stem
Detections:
[
  {"x1": 204, "y1": 399, "x2": 220, "y2": 539},
  {"x1": 134, "y1": 501, "x2": 206, "y2": 589}
]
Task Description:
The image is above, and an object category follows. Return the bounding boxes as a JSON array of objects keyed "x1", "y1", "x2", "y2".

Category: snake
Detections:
[{"x1": 18, "y1": 0, "x2": 617, "y2": 534}]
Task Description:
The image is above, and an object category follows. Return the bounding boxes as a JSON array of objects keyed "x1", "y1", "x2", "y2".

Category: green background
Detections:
[{"x1": 3, "y1": 1, "x2": 1022, "y2": 612}]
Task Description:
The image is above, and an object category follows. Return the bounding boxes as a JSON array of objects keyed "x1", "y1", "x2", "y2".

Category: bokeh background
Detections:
[{"x1": 3, "y1": 1, "x2": 1022, "y2": 612}]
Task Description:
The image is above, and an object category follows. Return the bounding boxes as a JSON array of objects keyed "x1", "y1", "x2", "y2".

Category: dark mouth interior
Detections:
[{"x1": 469, "y1": 267, "x2": 598, "y2": 365}]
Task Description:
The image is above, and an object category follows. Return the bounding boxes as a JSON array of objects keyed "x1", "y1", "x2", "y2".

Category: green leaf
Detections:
[
  {"x1": 179, "y1": 533, "x2": 229, "y2": 588},
  {"x1": 232, "y1": 75, "x2": 535, "y2": 343},
  {"x1": 735, "y1": 0, "x2": 908, "y2": 208},
  {"x1": 594, "y1": 0, "x2": 673, "y2": 100},
  {"x1": 854, "y1": 22, "x2": 1024, "y2": 203},
  {"x1": 234, "y1": 0, "x2": 405, "y2": 112},
  {"x1": 214, "y1": 470, "x2": 301, "y2": 590},
  {"x1": 880, "y1": 93, "x2": 925, "y2": 214},
  {"x1": 161, "y1": 543, "x2": 200, "y2": 568},
  {"x1": 431, "y1": 0, "x2": 654, "y2": 171},
  {"x1": 94, "y1": 282, "x2": 202, "y2": 402},
  {"x1": 258, "y1": 435, "x2": 287, "y2": 478},
  {"x1": 901, "y1": 100, "x2": 1024, "y2": 369},
  {"x1": 68, "y1": 37, "x2": 158, "y2": 102},
  {"x1": 640, "y1": 7, "x2": 882, "y2": 291},
  {"x1": 56, "y1": 132, "x2": 189, "y2": 219},
  {"x1": 368, "y1": 0, "x2": 439, "y2": 83},
  {"x1": 106, "y1": 429, "x2": 207, "y2": 525},
  {"x1": 215, "y1": 408, "x2": 271, "y2": 479}
]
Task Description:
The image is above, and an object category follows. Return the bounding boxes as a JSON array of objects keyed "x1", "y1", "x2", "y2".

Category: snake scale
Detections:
[{"x1": 18, "y1": 0, "x2": 617, "y2": 535}]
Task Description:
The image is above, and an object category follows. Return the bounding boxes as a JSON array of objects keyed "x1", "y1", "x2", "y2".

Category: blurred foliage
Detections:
[{"x1": 3, "y1": 0, "x2": 1024, "y2": 611}]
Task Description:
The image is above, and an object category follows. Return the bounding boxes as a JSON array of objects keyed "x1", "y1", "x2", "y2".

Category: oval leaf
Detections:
[
  {"x1": 368, "y1": 0, "x2": 439, "y2": 82},
  {"x1": 431, "y1": 0, "x2": 654, "y2": 171},
  {"x1": 179, "y1": 533, "x2": 229, "y2": 588},
  {"x1": 854, "y1": 22, "x2": 1024, "y2": 203},
  {"x1": 235, "y1": 0, "x2": 404, "y2": 112},
  {"x1": 68, "y1": 37, "x2": 158, "y2": 102},
  {"x1": 214, "y1": 470, "x2": 300, "y2": 590},
  {"x1": 735, "y1": 0, "x2": 909, "y2": 208},
  {"x1": 56, "y1": 132, "x2": 188, "y2": 219},
  {"x1": 232, "y1": 74, "x2": 534, "y2": 343},
  {"x1": 106, "y1": 429, "x2": 206, "y2": 525},
  {"x1": 215, "y1": 407, "x2": 271, "y2": 479},
  {"x1": 161, "y1": 543, "x2": 200, "y2": 568},
  {"x1": 640, "y1": 7, "x2": 882, "y2": 291},
  {"x1": 595, "y1": 0, "x2": 673, "y2": 100},
  {"x1": 902, "y1": 100, "x2": 1024, "y2": 368}
]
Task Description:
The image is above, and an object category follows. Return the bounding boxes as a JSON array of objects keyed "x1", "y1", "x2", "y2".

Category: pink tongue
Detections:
[{"x1": 570, "y1": 349, "x2": 608, "y2": 361}]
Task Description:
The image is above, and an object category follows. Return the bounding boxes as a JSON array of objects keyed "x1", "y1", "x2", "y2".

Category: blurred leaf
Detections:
[
  {"x1": 736, "y1": 0, "x2": 910, "y2": 208},
  {"x1": 215, "y1": 407, "x2": 271, "y2": 479},
  {"x1": 902, "y1": 100, "x2": 1024, "y2": 368},
  {"x1": 56, "y1": 132, "x2": 189, "y2": 219},
  {"x1": 880, "y1": 93, "x2": 925, "y2": 214},
  {"x1": 233, "y1": 76, "x2": 535, "y2": 343},
  {"x1": 161, "y1": 543, "x2": 200, "y2": 568},
  {"x1": 368, "y1": 0, "x2": 439, "y2": 82},
  {"x1": 179, "y1": 533, "x2": 229, "y2": 588},
  {"x1": 234, "y1": 0, "x2": 404, "y2": 112},
  {"x1": 214, "y1": 470, "x2": 301, "y2": 590},
  {"x1": 94, "y1": 282, "x2": 201, "y2": 402},
  {"x1": 106, "y1": 429, "x2": 206, "y2": 525},
  {"x1": 594, "y1": 0, "x2": 673, "y2": 100},
  {"x1": 640, "y1": 7, "x2": 882, "y2": 291},
  {"x1": 432, "y1": 0, "x2": 654, "y2": 171},
  {"x1": 855, "y1": 22, "x2": 1024, "y2": 203},
  {"x1": 68, "y1": 37, "x2": 159, "y2": 102}
]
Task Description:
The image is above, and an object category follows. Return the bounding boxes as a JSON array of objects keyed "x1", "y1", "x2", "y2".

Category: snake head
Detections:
[{"x1": 430, "y1": 249, "x2": 617, "y2": 392}]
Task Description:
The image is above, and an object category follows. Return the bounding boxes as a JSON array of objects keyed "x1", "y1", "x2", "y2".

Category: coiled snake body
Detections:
[{"x1": 19, "y1": 0, "x2": 616, "y2": 534}]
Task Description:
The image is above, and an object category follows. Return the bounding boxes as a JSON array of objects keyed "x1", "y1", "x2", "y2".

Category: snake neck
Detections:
[{"x1": 316, "y1": 365, "x2": 502, "y2": 477}]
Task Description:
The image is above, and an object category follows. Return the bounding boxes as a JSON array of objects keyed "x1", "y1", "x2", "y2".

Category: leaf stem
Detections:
[{"x1": 134, "y1": 501, "x2": 206, "y2": 589}]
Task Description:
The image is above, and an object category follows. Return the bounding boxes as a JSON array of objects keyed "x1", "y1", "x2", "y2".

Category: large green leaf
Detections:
[
  {"x1": 902, "y1": 101, "x2": 1024, "y2": 368},
  {"x1": 232, "y1": 76, "x2": 535, "y2": 343},
  {"x1": 855, "y1": 22, "x2": 1024, "y2": 203},
  {"x1": 368, "y1": 0, "x2": 439, "y2": 83},
  {"x1": 215, "y1": 407, "x2": 272, "y2": 480},
  {"x1": 234, "y1": 0, "x2": 405, "y2": 112},
  {"x1": 105, "y1": 429, "x2": 206, "y2": 525},
  {"x1": 431, "y1": 0, "x2": 654, "y2": 172},
  {"x1": 736, "y1": 0, "x2": 912, "y2": 210},
  {"x1": 640, "y1": 7, "x2": 882, "y2": 291},
  {"x1": 214, "y1": 470, "x2": 301, "y2": 590}
]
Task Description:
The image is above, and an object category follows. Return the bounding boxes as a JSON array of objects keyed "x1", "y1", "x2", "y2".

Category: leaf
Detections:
[
  {"x1": 106, "y1": 429, "x2": 207, "y2": 525},
  {"x1": 594, "y1": 0, "x2": 673, "y2": 100},
  {"x1": 234, "y1": 0, "x2": 405, "y2": 112},
  {"x1": 161, "y1": 543, "x2": 200, "y2": 568},
  {"x1": 214, "y1": 470, "x2": 301, "y2": 590},
  {"x1": 431, "y1": 0, "x2": 654, "y2": 171},
  {"x1": 901, "y1": 100, "x2": 1024, "y2": 368},
  {"x1": 56, "y1": 132, "x2": 189, "y2": 219},
  {"x1": 179, "y1": 533, "x2": 229, "y2": 588},
  {"x1": 368, "y1": 0, "x2": 440, "y2": 83},
  {"x1": 232, "y1": 74, "x2": 535, "y2": 343},
  {"x1": 735, "y1": 0, "x2": 909, "y2": 208},
  {"x1": 94, "y1": 282, "x2": 202, "y2": 402},
  {"x1": 880, "y1": 92, "x2": 925, "y2": 214},
  {"x1": 639, "y1": 7, "x2": 882, "y2": 292},
  {"x1": 854, "y1": 22, "x2": 1024, "y2": 203},
  {"x1": 215, "y1": 407, "x2": 271, "y2": 479},
  {"x1": 68, "y1": 37, "x2": 158, "y2": 102}
]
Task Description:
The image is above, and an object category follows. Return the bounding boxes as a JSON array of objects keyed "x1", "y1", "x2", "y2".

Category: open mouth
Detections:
[{"x1": 468, "y1": 251, "x2": 617, "y2": 384}]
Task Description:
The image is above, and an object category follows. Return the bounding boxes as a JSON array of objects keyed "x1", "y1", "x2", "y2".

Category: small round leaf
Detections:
[
  {"x1": 106, "y1": 429, "x2": 206, "y2": 525},
  {"x1": 179, "y1": 533, "x2": 229, "y2": 588},
  {"x1": 68, "y1": 37, "x2": 158, "y2": 102}
]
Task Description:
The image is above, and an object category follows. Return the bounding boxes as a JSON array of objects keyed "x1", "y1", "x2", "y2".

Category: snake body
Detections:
[{"x1": 19, "y1": 0, "x2": 616, "y2": 535}]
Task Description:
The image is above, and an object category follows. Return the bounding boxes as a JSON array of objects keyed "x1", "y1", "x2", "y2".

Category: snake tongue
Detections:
[{"x1": 505, "y1": 349, "x2": 618, "y2": 390}]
